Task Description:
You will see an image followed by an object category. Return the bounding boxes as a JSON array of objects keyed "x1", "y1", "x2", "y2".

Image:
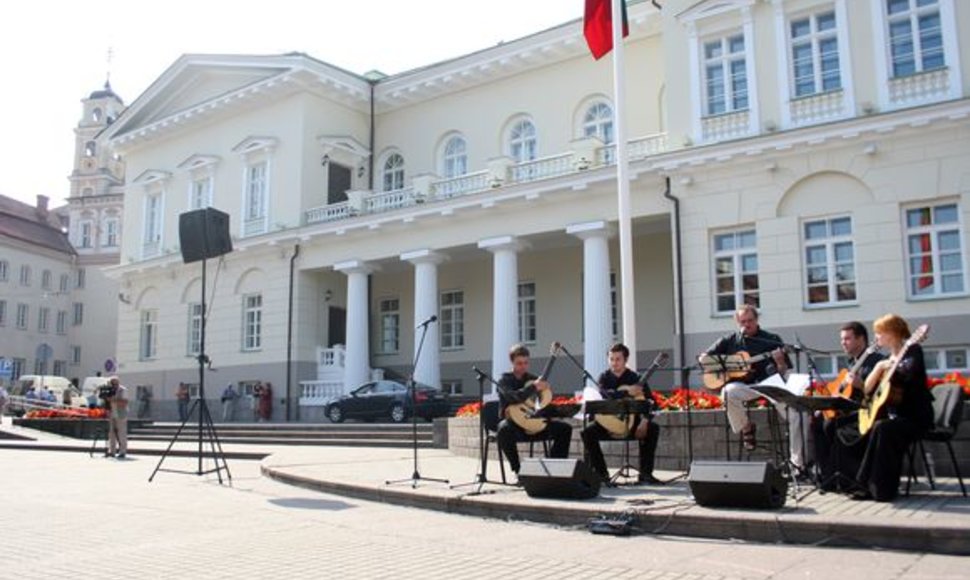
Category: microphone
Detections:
[
  {"x1": 472, "y1": 365, "x2": 487, "y2": 379},
  {"x1": 416, "y1": 314, "x2": 438, "y2": 328}
]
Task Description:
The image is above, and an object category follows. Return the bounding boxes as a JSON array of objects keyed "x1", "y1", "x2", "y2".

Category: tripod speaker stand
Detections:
[
  {"x1": 149, "y1": 208, "x2": 233, "y2": 484},
  {"x1": 450, "y1": 366, "x2": 512, "y2": 495}
]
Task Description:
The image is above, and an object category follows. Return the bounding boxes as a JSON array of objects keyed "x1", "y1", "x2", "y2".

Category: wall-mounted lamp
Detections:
[
  {"x1": 324, "y1": 289, "x2": 333, "y2": 302},
  {"x1": 321, "y1": 154, "x2": 330, "y2": 166},
  {"x1": 575, "y1": 157, "x2": 590, "y2": 171},
  {"x1": 357, "y1": 165, "x2": 366, "y2": 178},
  {"x1": 863, "y1": 142, "x2": 878, "y2": 156}
]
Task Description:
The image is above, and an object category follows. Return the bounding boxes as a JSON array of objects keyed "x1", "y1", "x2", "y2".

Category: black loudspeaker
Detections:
[
  {"x1": 179, "y1": 208, "x2": 233, "y2": 263},
  {"x1": 518, "y1": 458, "x2": 601, "y2": 500},
  {"x1": 688, "y1": 461, "x2": 788, "y2": 509}
]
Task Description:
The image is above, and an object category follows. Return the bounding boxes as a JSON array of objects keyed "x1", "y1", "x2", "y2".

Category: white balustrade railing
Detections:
[
  {"x1": 596, "y1": 144, "x2": 616, "y2": 166},
  {"x1": 306, "y1": 202, "x2": 351, "y2": 224},
  {"x1": 889, "y1": 68, "x2": 950, "y2": 106},
  {"x1": 628, "y1": 132, "x2": 668, "y2": 159},
  {"x1": 242, "y1": 216, "x2": 267, "y2": 237},
  {"x1": 702, "y1": 110, "x2": 751, "y2": 142},
  {"x1": 318, "y1": 345, "x2": 346, "y2": 369},
  {"x1": 431, "y1": 170, "x2": 490, "y2": 199},
  {"x1": 298, "y1": 380, "x2": 344, "y2": 406},
  {"x1": 141, "y1": 240, "x2": 161, "y2": 259},
  {"x1": 790, "y1": 90, "x2": 845, "y2": 126},
  {"x1": 363, "y1": 187, "x2": 417, "y2": 213},
  {"x1": 510, "y1": 153, "x2": 573, "y2": 184}
]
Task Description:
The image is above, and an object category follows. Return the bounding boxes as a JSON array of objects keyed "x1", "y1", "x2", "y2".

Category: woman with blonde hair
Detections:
[{"x1": 851, "y1": 314, "x2": 933, "y2": 501}]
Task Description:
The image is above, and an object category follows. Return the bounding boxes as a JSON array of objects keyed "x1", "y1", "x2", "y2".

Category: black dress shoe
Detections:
[
  {"x1": 849, "y1": 489, "x2": 872, "y2": 501},
  {"x1": 638, "y1": 474, "x2": 664, "y2": 485}
]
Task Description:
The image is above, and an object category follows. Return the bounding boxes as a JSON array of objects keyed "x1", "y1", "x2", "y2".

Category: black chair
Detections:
[
  {"x1": 482, "y1": 400, "x2": 551, "y2": 484},
  {"x1": 905, "y1": 384, "x2": 967, "y2": 497}
]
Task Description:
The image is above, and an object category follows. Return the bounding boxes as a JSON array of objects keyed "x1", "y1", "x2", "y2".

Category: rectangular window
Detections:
[
  {"x1": 16, "y1": 304, "x2": 28, "y2": 330},
  {"x1": 924, "y1": 347, "x2": 969, "y2": 372},
  {"x1": 379, "y1": 298, "x2": 400, "y2": 354},
  {"x1": 38, "y1": 307, "x2": 49, "y2": 333},
  {"x1": 59, "y1": 274, "x2": 69, "y2": 293},
  {"x1": 53, "y1": 360, "x2": 67, "y2": 377},
  {"x1": 245, "y1": 163, "x2": 267, "y2": 221},
  {"x1": 41, "y1": 270, "x2": 52, "y2": 290},
  {"x1": 887, "y1": 0, "x2": 944, "y2": 77},
  {"x1": 703, "y1": 33, "x2": 748, "y2": 116},
  {"x1": 442, "y1": 379, "x2": 463, "y2": 396},
  {"x1": 80, "y1": 221, "x2": 93, "y2": 248},
  {"x1": 517, "y1": 282, "x2": 537, "y2": 344},
  {"x1": 440, "y1": 290, "x2": 465, "y2": 350},
  {"x1": 144, "y1": 193, "x2": 162, "y2": 245},
  {"x1": 190, "y1": 176, "x2": 212, "y2": 210},
  {"x1": 75, "y1": 268, "x2": 86, "y2": 289},
  {"x1": 905, "y1": 203, "x2": 965, "y2": 297},
  {"x1": 140, "y1": 310, "x2": 158, "y2": 360},
  {"x1": 73, "y1": 302, "x2": 84, "y2": 326},
  {"x1": 0, "y1": 300, "x2": 5, "y2": 325},
  {"x1": 0, "y1": 260, "x2": 7, "y2": 281},
  {"x1": 56, "y1": 310, "x2": 67, "y2": 334},
  {"x1": 34, "y1": 359, "x2": 47, "y2": 375},
  {"x1": 71, "y1": 347, "x2": 81, "y2": 366},
  {"x1": 791, "y1": 11, "x2": 841, "y2": 97},
  {"x1": 803, "y1": 216, "x2": 856, "y2": 305},
  {"x1": 713, "y1": 229, "x2": 759, "y2": 313},
  {"x1": 12, "y1": 358, "x2": 26, "y2": 380},
  {"x1": 187, "y1": 303, "x2": 203, "y2": 356},
  {"x1": 243, "y1": 294, "x2": 263, "y2": 351},
  {"x1": 105, "y1": 219, "x2": 119, "y2": 247},
  {"x1": 19, "y1": 265, "x2": 30, "y2": 286}
]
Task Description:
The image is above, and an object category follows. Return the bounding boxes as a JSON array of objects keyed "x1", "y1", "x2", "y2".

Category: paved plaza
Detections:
[{"x1": 1, "y1": 441, "x2": 968, "y2": 579}]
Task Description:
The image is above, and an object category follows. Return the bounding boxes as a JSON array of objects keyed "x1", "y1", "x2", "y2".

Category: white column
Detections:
[
  {"x1": 568, "y1": 221, "x2": 614, "y2": 384},
  {"x1": 334, "y1": 259, "x2": 376, "y2": 392},
  {"x1": 478, "y1": 236, "x2": 525, "y2": 381},
  {"x1": 401, "y1": 249, "x2": 447, "y2": 389}
]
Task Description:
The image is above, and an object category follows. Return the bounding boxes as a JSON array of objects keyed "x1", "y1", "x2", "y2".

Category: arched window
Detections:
[
  {"x1": 507, "y1": 119, "x2": 537, "y2": 163},
  {"x1": 441, "y1": 135, "x2": 467, "y2": 179},
  {"x1": 84, "y1": 141, "x2": 97, "y2": 157},
  {"x1": 582, "y1": 102, "x2": 614, "y2": 144},
  {"x1": 381, "y1": 153, "x2": 405, "y2": 192},
  {"x1": 92, "y1": 108, "x2": 102, "y2": 122}
]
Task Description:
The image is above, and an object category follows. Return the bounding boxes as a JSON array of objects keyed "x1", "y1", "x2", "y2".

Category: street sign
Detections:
[
  {"x1": 0, "y1": 358, "x2": 12, "y2": 380},
  {"x1": 104, "y1": 358, "x2": 116, "y2": 373}
]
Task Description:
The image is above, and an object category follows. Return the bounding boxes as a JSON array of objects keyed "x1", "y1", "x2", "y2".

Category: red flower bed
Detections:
[{"x1": 24, "y1": 407, "x2": 108, "y2": 420}]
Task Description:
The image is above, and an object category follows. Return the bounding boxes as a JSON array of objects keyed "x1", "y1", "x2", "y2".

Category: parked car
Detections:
[
  {"x1": 325, "y1": 380, "x2": 449, "y2": 423},
  {"x1": 7, "y1": 375, "x2": 82, "y2": 415}
]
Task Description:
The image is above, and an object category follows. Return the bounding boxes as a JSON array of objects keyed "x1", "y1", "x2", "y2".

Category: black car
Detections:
[{"x1": 324, "y1": 380, "x2": 449, "y2": 423}]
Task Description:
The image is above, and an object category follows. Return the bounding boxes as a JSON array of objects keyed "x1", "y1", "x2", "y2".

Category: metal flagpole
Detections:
[{"x1": 611, "y1": 0, "x2": 637, "y2": 369}]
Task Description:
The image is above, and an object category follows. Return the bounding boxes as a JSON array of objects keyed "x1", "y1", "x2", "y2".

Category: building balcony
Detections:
[
  {"x1": 889, "y1": 67, "x2": 951, "y2": 108},
  {"x1": 702, "y1": 110, "x2": 751, "y2": 142},
  {"x1": 790, "y1": 90, "x2": 846, "y2": 126}
]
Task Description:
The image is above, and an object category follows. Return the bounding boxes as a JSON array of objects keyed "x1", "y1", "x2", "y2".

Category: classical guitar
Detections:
[
  {"x1": 858, "y1": 324, "x2": 929, "y2": 436},
  {"x1": 700, "y1": 346, "x2": 792, "y2": 391},
  {"x1": 820, "y1": 343, "x2": 880, "y2": 420},
  {"x1": 595, "y1": 352, "x2": 669, "y2": 438},
  {"x1": 505, "y1": 342, "x2": 560, "y2": 435}
]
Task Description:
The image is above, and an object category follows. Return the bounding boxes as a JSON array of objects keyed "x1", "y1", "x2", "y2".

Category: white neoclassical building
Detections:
[{"x1": 101, "y1": 0, "x2": 970, "y2": 421}]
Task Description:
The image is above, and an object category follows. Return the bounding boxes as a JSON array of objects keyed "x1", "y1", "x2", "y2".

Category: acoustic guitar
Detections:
[
  {"x1": 700, "y1": 346, "x2": 792, "y2": 391},
  {"x1": 858, "y1": 324, "x2": 929, "y2": 436},
  {"x1": 505, "y1": 342, "x2": 560, "y2": 435},
  {"x1": 820, "y1": 343, "x2": 880, "y2": 420},
  {"x1": 595, "y1": 352, "x2": 669, "y2": 438}
]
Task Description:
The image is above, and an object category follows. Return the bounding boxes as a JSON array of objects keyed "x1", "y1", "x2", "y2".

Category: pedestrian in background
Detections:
[
  {"x1": 221, "y1": 383, "x2": 238, "y2": 422},
  {"x1": 105, "y1": 376, "x2": 129, "y2": 459},
  {"x1": 176, "y1": 382, "x2": 190, "y2": 422}
]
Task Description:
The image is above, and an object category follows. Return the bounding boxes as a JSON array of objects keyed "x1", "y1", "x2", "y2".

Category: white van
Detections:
[
  {"x1": 9, "y1": 375, "x2": 82, "y2": 413},
  {"x1": 80, "y1": 376, "x2": 111, "y2": 407}
]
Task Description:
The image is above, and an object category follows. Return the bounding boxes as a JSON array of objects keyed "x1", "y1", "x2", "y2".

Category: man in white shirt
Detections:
[{"x1": 105, "y1": 376, "x2": 129, "y2": 459}]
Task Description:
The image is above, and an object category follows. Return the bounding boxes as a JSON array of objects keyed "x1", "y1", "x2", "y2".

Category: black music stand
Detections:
[
  {"x1": 660, "y1": 364, "x2": 698, "y2": 484},
  {"x1": 584, "y1": 398, "x2": 655, "y2": 485},
  {"x1": 451, "y1": 367, "x2": 515, "y2": 495},
  {"x1": 386, "y1": 317, "x2": 448, "y2": 488}
]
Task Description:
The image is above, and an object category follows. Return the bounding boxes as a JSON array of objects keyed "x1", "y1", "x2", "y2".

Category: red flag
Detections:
[{"x1": 584, "y1": 0, "x2": 629, "y2": 60}]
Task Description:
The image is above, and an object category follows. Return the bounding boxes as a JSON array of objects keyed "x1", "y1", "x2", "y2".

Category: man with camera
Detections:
[{"x1": 101, "y1": 376, "x2": 129, "y2": 459}]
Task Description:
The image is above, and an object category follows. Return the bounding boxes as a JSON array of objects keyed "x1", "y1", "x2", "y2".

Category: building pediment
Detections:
[
  {"x1": 177, "y1": 154, "x2": 221, "y2": 171},
  {"x1": 317, "y1": 135, "x2": 370, "y2": 158},
  {"x1": 132, "y1": 169, "x2": 171, "y2": 186},
  {"x1": 676, "y1": 0, "x2": 755, "y2": 23}
]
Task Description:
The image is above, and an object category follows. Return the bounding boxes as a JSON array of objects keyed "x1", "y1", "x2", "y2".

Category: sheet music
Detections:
[
  {"x1": 575, "y1": 385, "x2": 602, "y2": 419},
  {"x1": 757, "y1": 372, "x2": 810, "y2": 396}
]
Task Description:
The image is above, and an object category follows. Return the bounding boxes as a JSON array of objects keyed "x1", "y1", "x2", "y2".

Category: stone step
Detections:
[
  {"x1": 126, "y1": 434, "x2": 432, "y2": 447},
  {"x1": 129, "y1": 428, "x2": 429, "y2": 440}
]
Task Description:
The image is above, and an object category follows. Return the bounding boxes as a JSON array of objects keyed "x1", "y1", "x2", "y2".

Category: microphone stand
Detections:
[
  {"x1": 450, "y1": 367, "x2": 512, "y2": 495},
  {"x1": 659, "y1": 364, "x2": 699, "y2": 483},
  {"x1": 386, "y1": 317, "x2": 448, "y2": 488}
]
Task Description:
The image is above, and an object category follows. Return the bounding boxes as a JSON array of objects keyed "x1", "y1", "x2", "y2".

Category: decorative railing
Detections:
[
  {"x1": 510, "y1": 153, "x2": 573, "y2": 184},
  {"x1": 141, "y1": 239, "x2": 161, "y2": 259},
  {"x1": 298, "y1": 380, "x2": 344, "y2": 406},
  {"x1": 242, "y1": 216, "x2": 267, "y2": 237},
  {"x1": 596, "y1": 144, "x2": 616, "y2": 166},
  {"x1": 790, "y1": 90, "x2": 846, "y2": 126},
  {"x1": 889, "y1": 67, "x2": 950, "y2": 106},
  {"x1": 363, "y1": 187, "x2": 417, "y2": 213},
  {"x1": 702, "y1": 110, "x2": 751, "y2": 142},
  {"x1": 306, "y1": 202, "x2": 351, "y2": 224},
  {"x1": 318, "y1": 345, "x2": 346, "y2": 369},
  {"x1": 431, "y1": 170, "x2": 490, "y2": 199},
  {"x1": 629, "y1": 133, "x2": 668, "y2": 159}
]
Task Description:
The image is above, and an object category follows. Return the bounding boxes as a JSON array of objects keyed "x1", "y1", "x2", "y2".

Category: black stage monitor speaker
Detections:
[
  {"x1": 518, "y1": 458, "x2": 601, "y2": 500},
  {"x1": 688, "y1": 461, "x2": 788, "y2": 509},
  {"x1": 179, "y1": 208, "x2": 233, "y2": 263}
]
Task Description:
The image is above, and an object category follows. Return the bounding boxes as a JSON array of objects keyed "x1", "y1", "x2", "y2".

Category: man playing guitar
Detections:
[
  {"x1": 495, "y1": 344, "x2": 573, "y2": 477},
  {"x1": 812, "y1": 321, "x2": 885, "y2": 490},
  {"x1": 699, "y1": 305, "x2": 808, "y2": 475},
  {"x1": 581, "y1": 343, "x2": 663, "y2": 485}
]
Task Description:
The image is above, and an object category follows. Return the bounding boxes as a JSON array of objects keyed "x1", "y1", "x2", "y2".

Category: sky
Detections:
[{"x1": 0, "y1": 0, "x2": 585, "y2": 209}]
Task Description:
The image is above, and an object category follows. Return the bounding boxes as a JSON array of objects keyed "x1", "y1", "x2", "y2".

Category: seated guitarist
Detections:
[
  {"x1": 581, "y1": 343, "x2": 662, "y2": 485},
  {"x1": 813, "y1": 321, "x2": 885, "y2": 491},
  {"x1": 495, "y1": 344, "x2": 572, "y2": 477},
  {"x1": 700, "y1": 304, "x2": 807, "y2": 474}
]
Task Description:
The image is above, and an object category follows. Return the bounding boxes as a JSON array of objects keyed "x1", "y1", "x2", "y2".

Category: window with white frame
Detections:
[
  {"x1": 924, "y1": 346, "x2": 969, "y2": 373},
  {"x1": 16, "y1": 304, "x2": 28, "y2": 330},
  {"x1": 38, "y1": 307, "x2": 49, "y2": 333},
  {"x1": 508, "y1": 119, "x2": 537, "y2": 163},
  {"x1": 53, "y1": 360, "x2": 67, "y2": 378},
  {"x1": 190, "y1": 176, "x2": 213, "y2": 210},
  {"x1": 379, "y1": 298, "x2": 400, "y2": 354},
  {"x1": 56, "y1": 310, "x2": 66, "y2": 334},
  {"x1": 713, "y1": 229, "x2": 759, "y2": 313},
  {"x1": 140, "y1": 309, "x2": 158, "y2": 360},
  {"x1": 0, "y1": 300, "x2": 6, "y2": 325},
  {"x1": 79, "y1": 220, "x2": 93, "y2": 248},
  {"x1": 440, "y1": 290, "x2": 465, "y2": 349},
  {"x1": 582, "y1": 102, "x2": 614, "y2": 143},
  {"x1": 703, "y1": 33, "x2": 748, "y2": 115},
  {"x1": 442, "y1": 379, "x2": 463, "y2": 395},
  {"x1": 187, "y1": 303, "x2": 203, "y2": 356},
  {"x1": 19, "y1": 265, "x2": 30, "y2": 286},
  {"x1": 517, "y1": 282, "x2": 537, "y2": 344},
  {"x1": 59, "y1": 274, "x2": 69, "y2": 293},
  {"x1": 72, "y1": 302, "x2": 83, "y2": 326},
  {"x1": 442, "y1": 136, "x2": 467, "y2": 179},
  {"x1": 886, "y1": 0, "x2": 944, "y2": 78},
  {"x1": 75, "y1": 268, "x2": 85, "y2": 290},
  {"x1": 41, "y1": 270, "x2": 52, "y2": 290},
  {"x1": 790, "y1": 11, "x2": 841, "y2": 97},
  {"x1": 0, "y1": 260, "x2": 8, "y2": 282},
  {"x1": 243, "y1": 293, "x2": 263, "y2": 351},
  {"x1": 905, "y1": 202, "x2": 965, "y2": 297},
  {"x1": 143, "y1": 193, "x2": 163, "y2": 250},
  {"x1": 381, "y1": 153, "x2": 405, "y2": 192},
  {"x1": 34, "y1": 359, "x2": 47, "y2": 375},
  {"x1": 244, "y1": 162, "x2": 267, "y2": 226},
  {"x1": 11, "y1": 358, "x2": 25, "y2": 379},
  {"x1": 71, "y1": 346, "x2": 81, "y2": 366},
  {"x1": 803, "y1": 216, "x2": 856, "y2": 305},
  {"x1": 103, "y1": 217, "x2": 119, "y2": 247}
]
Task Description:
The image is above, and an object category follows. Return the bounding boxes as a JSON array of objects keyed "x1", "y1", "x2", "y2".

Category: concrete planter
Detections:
[{"x1": 13, "y1": 418, "x2": 151, "y2": 439}]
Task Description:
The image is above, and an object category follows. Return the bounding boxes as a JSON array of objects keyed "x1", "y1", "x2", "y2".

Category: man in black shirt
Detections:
[
  {"x1": 582, "y1": 343, "x2": 662, "y2": 485},
  {"x1": 495, "y1": 344, "x2": 573, "y2": 476},
  {"x1": 700, "y1": 305, "x2": 807, "y2": 472}
]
